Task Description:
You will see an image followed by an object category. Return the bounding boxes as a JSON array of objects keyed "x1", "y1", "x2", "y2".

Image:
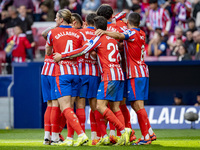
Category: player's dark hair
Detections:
[
  {"x1": 96, "y1": 4, "x2": 113, "y2": 20},
  {"x1": 57, "y1": 9, "x2": 72, "y2": 24},
  {"x1": 131, "y1": 4, "x2": 141, "y2": 12},
  {"x1": 72, "y1": 13, "x2": 83, "y2": 26},
  {"x1": 94, "y1": 16, "x2": 107, "y2": 30},
  {"x1": 86, "y1": 13, "x2": 97, "y2": 26},
  {"x1": 128, "y1": 12, "x2": 140, "y2": 27}
]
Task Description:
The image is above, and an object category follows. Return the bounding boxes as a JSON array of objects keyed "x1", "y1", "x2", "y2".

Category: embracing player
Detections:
[
  {"x1": 95, "y1": 12, "x2": 157, "y2": 145},
  {"x1": 96, "y1": 4, "x2": 135, "y2": 143},
  {"x1": 45, "y1": 9, "x2": 89, "y2": 146}
]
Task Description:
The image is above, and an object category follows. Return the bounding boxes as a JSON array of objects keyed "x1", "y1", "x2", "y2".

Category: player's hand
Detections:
[
  {"x1": 53, "y1": 53, "x2": 62, "y2": 62},
  {"x1": 95, "y1": 29, "x2": 105, "y2": 36}
]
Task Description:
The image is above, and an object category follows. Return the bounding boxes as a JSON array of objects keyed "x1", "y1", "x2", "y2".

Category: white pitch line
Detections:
[{"x1": 0, "y1": 140, "x2": 42, "y2": 143}]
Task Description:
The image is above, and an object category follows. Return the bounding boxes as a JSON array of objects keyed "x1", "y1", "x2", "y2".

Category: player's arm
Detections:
[
  {"x1": 42, "y1": 26, "x2": 56, "y2": 40},
  {"x1": 53, "y1": 36, "x2": 100, "y2": 62},
  {"x1": 95, "y1": 29, "x2": 134, "y2": 41},
  {"x1": 45, "y1": 30, "x2": 53, "y2": 56},
  {"x1": 45, "y1": 43, "x2": 53, "y2": 56}
]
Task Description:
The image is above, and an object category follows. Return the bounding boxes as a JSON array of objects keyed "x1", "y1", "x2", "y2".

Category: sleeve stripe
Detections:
[
  {"x1": 47, "y1": 31, "x2": 52, "y2": 44},
  {"x1": 80, "y1": 32, "x2": 87, "y2": 41}
]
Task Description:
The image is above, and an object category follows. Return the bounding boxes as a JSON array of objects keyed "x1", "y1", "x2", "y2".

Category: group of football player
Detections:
[{"x1": 41, "y1": 4, "x2": 156, "y2": 146}]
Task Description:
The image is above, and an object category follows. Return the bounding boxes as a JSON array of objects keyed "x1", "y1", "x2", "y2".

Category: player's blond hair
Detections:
[{"x1": 57, "y1": 9, "x2": 72, "y2": 24}]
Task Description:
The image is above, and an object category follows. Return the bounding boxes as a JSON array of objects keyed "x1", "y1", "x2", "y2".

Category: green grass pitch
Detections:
[{"x1": 0, "y1": 129, "x2": 200, "y2": 150}]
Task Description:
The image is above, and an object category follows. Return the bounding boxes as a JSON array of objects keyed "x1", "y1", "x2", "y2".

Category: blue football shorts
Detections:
[
  {"x1": 97, "y1": 80, "x2": 124, "y2": 102},
  {"x1": 79, "y1": 75, "x2": 101, "y2": 99},
  {"x1": 55, "y1": 75, "x2": 79, "y2": 98},
  {"x1": 41, "y1": 75, "x2": 57, "y2": 102},
  {"x1": 127, "y1": 77, "x2": 149, "y2": 101}
]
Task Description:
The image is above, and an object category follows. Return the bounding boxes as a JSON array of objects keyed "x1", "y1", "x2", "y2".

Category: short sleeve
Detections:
[{"x1": 123, "y1": 29, "x2": 136, "y2": 40}]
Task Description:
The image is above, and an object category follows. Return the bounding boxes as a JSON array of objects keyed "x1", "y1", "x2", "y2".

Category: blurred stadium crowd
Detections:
[{"x1": 0, "y1": 0, "x2": 200, "y2": 73}]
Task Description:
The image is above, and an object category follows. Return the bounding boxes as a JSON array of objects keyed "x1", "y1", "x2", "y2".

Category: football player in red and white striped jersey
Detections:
[
  {"x1": 96, "y1": 5, "x2": 133, "y2": 142},
  {"x1": 95, "y1": 12, "x2": 156, "y2": 145},
  {"x1": 77, "y1": 13, "x2": 102, "y2": 145},
  {"x1": 45, "y1": 9, "x2": 89, "y2": 146}
]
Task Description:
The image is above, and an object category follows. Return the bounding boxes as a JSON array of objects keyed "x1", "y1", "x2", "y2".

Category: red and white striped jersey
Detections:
[
  {"x1": 123, "y1": 28, "x2": 149, "y2": 79},
  {"x1": 168, "y1": 35, "x2": 187, "y2": 44},
  {"x1": 174, "y1": 1, "x2": 192, "y2": 20},
  {"x1": 78, "y1": 27, "x2": 99, "y2": 76},
  {"x1": 47, "y1": 25, "x2": 83, "y2": 76},
  {"x1": 146, "y1": 7, "x2": 170, "y2": 32},
  {"x1": 41, "y1": 54, "x2": 56, "y2": 76},
  {"x1": 61, "y1": 35, "x2": 124, "y2": 81},
  {"x1": 116, "y1": 20, "x2": 128, "y2": 73}
]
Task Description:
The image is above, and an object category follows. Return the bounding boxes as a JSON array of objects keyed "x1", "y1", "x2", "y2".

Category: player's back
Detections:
[
  {"x1": 50, "y1": 27, "x2": 82, "y2": 59},
  {"x1": 124, "y1": 28, "x2": 148, "y2": 78},
  {"x1": 116, "y1": 20, "x2": 127, "y2": 32},
  {"x1": 96, "y1": 35, "x2": 123, "y2": 81},
  {"x1": 47, "y1": 26, "x2": 83, "y2": 76},
  {"x1": 80, "y1": 27, "x2": 96, "y2": 42},
  {"x1": 107, "y1": 22, "x2": 123, "y2": 33}
]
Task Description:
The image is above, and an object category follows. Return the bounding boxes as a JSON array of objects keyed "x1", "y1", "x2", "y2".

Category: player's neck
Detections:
[
  {"x1": 107, "y1": 18, "x2": 112, "y2": 23},
  {"x1": 129, "y1": 25, "x2": 139, "y2": 29},
  {"x1": 61, "y1": 22, "x2": 70, "y2": 26}
]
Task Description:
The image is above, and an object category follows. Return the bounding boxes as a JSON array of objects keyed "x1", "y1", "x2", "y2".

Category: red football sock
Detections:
[
  {"x1": 120, "y1": 104, "x2": 132, "y2": 128},
  {"x1": 114, "y1": 110, "x2": 125, "y2": 136},
  {"x1": 63, "y1": 107, "x2": 84, "y2": 135},
  {"x1": 108, "y1": 103, "x2": 115, "y2": 131},
  {"x1": 103, "y1": 108, "x2": 125, "y2": 132},
  {"x1": 67, "y1": 119, "x2": 74, "y2": 138},
  {"x1": 94, "y1": 110, "x2": 107, "y2": 137},
  {"x1": 51, "y1": 107, "x2": 61, "y2": 133},
  {"x1": 136, "y1": 108, "x2": 149, "y2": 138},
  {"x1": 44, "y1": 106, "x2": 52, "y2": 132},
  {"x1": 76, "y1": 108, "x2": 86, "y2": 132},
  {"x1": 59, "y1": 112, "x2": 66, "y2": 133},
  {"x1": 90, "y1": 110, "x2": 97, "y2": 132}
]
